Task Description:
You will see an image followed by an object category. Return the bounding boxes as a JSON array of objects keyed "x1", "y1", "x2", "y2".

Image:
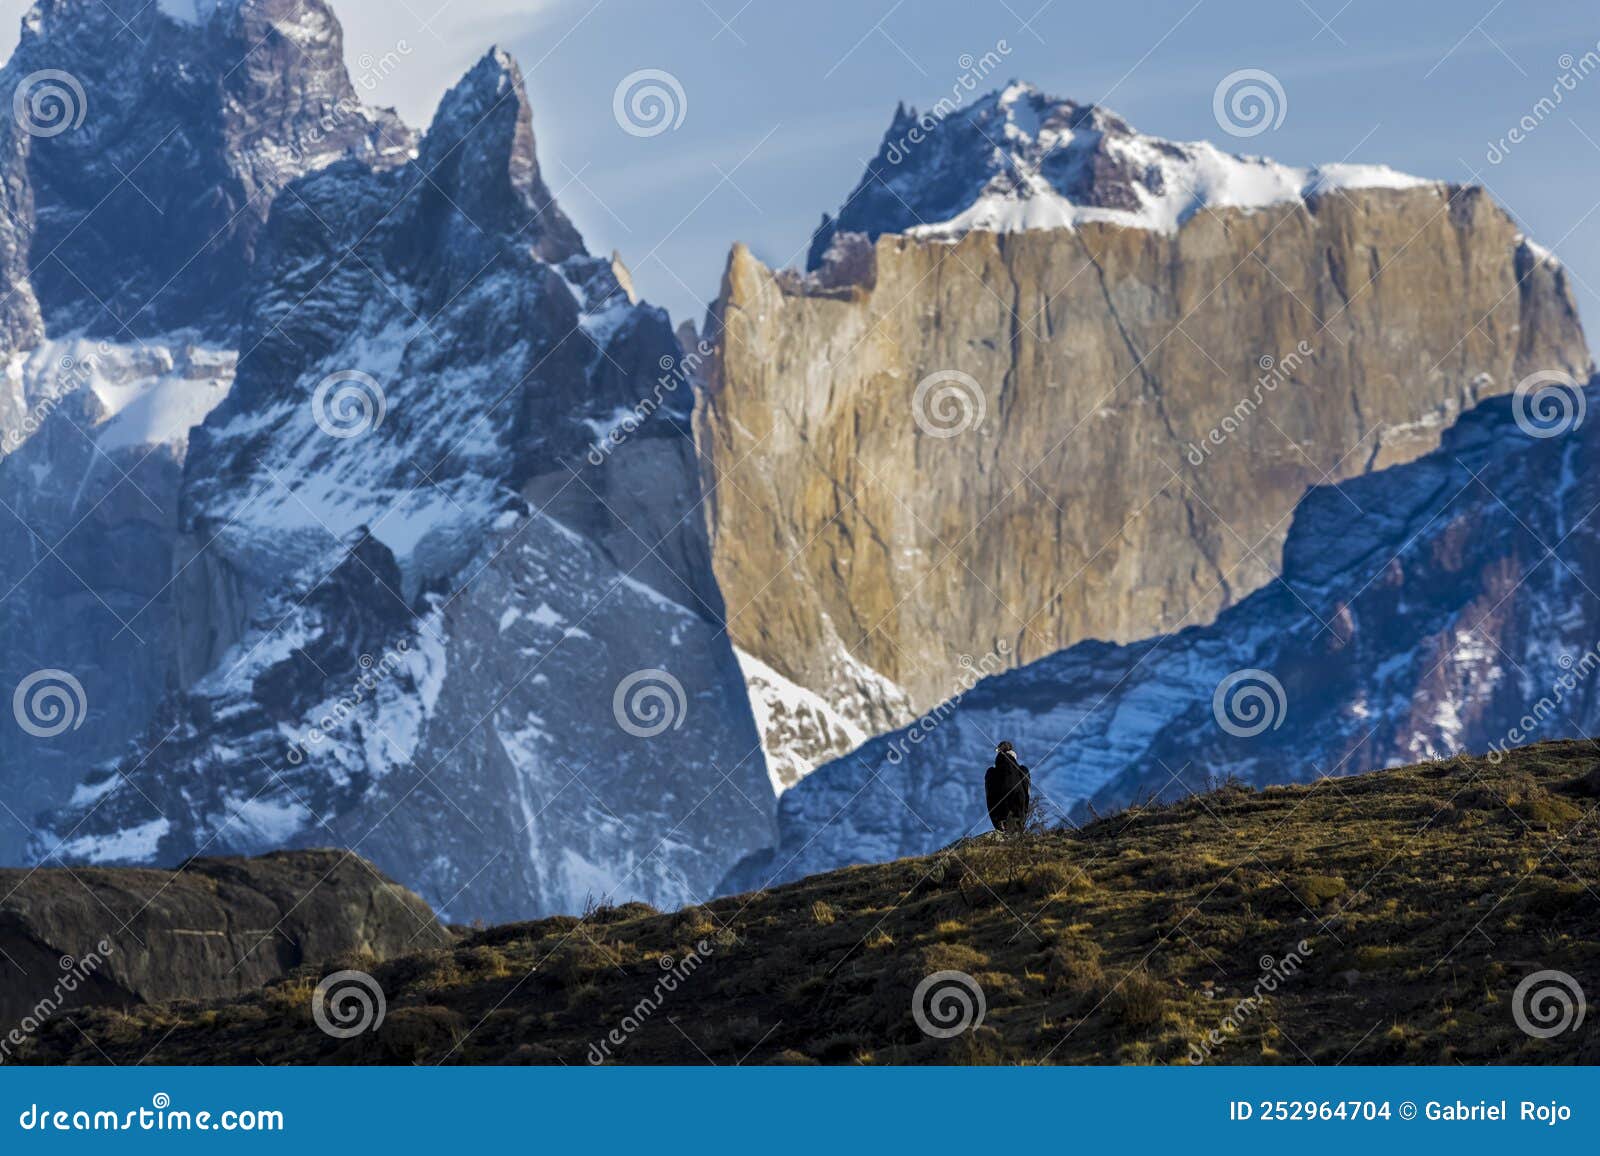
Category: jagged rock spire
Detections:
[{"x1": 416, "y1": 48, "x2": 585, "y2": 262}]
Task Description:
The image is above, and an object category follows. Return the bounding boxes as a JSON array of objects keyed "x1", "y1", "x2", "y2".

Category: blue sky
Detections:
[{"x1": 5, "y1": 0, "x2": 1600, "y2": 339}]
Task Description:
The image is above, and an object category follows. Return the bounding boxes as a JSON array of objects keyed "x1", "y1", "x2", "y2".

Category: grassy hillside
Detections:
[{"x1": 24, "y1": 741, "x2": 1600, "y2": 1065}]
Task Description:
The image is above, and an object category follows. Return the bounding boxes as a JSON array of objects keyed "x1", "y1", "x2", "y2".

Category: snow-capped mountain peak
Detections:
[
  {"x1": 2, "y1": 2, "x2": 771, "y2": 921},
  {"x1": 808, "y1": 80, "x2": 1432, "y2": 267},
  {"x1": 415, "y1": 47, "x2": 586, "y2": 261}
]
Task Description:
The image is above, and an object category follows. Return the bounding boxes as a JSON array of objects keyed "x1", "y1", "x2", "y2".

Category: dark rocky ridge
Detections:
[
  {"x1": 0, "y1": 849, "x2": 443, "y2": 1025},
  {"x1": 807, "y1": 87, "x2": 1150, "y2": 268},
  {"x1": 1, "y1": 0, "x2": 412, "y2": 341}
]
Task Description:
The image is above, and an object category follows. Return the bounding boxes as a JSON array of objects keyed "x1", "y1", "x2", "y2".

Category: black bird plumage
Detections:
[{"x1": 985, "y1": 741, "x2": 1030, "y2": 833}]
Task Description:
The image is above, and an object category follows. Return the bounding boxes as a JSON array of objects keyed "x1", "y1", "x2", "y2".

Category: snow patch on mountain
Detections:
[
  {"x1": 810, "y1": 81, "x2": 1436, "y2": 264},
  {"x1": 737, "y1": 648, "x2": 871, "y2": 794},
  {"x1": 909, "y1": 148, "x2": 1434, "y2": 239},
  {"x1": 3, "y1": 335, "x2": 236, "y2": 457},
  {"x1": 59, "y1": 817, "x2": 171, "y2": 865}
]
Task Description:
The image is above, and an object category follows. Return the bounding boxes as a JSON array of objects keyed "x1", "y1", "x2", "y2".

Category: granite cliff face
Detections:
[
  {"x1": 729, "y1": 381, "x2": 1600, "y2": 889},
  {"x1": 699, "y1": 85, "x2": 1591, "y2": 782}
]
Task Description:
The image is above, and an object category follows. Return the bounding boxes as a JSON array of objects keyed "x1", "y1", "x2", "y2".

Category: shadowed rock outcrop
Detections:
[{"x1": 0, "y1": 849, "x2": 444, "y2": 1023}]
